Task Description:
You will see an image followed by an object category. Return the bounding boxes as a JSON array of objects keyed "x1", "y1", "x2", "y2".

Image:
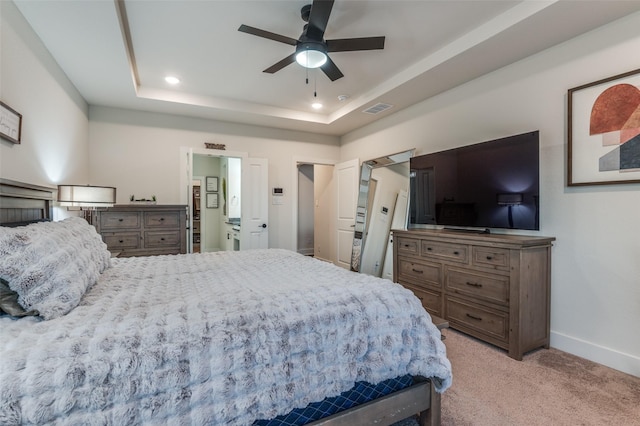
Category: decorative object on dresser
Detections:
[
  {"x1": 393, "y1": 229, "x2": 555, "y2": 360},
  {"x1": 92, "y1": 205, "x2": 187, "y2": 257}
]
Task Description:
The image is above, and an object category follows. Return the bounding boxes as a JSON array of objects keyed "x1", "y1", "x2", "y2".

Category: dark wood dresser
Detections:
[
  {"x1": 393, "y1": 229, "x2": 555, "y2": 360},
  {"x1": 92, "y1": 205, "x2": 187, "y2": 257}
]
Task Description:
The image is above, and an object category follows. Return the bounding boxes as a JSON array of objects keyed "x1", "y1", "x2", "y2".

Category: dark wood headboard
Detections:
[{"x1": 0, "y1": 178, "x2": 55, "y2": 226}]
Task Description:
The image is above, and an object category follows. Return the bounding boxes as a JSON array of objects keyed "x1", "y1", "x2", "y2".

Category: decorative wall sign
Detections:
[
  {"x1": 206, "y1": 176, "x2": 218, "y2": 192},
  {"x1": 0, "y1": 101, "x2": 22, "y2": 144},
  {"x1": 568, "y1": 68, "x2": 640, "y2": 186}
]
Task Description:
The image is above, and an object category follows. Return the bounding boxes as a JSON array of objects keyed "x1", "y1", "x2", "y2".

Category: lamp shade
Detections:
[
  {"x1": 497, "y1": 192, "x2": 523, "y2": 206},
  {"x1": 295, "y1": 42, "x2": 327, "y2": 68},
  {"x1": 57, "y1": 185, "x2": 116, "y2": 207}
]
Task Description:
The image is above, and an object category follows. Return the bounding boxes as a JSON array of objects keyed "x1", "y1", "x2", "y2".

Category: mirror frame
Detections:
[{"x1": 350, "y1": 149, "x2": 415, "y2": 272}]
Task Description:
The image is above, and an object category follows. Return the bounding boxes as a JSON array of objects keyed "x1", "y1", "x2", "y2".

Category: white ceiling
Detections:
[{"x1": 13, "y1": 0, "x2": 640, "y2": 136}]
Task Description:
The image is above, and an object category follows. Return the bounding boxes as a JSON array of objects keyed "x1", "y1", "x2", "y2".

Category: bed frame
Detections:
[{"x1": 0, "y1": 178, "x2": 442, "y2": 426}]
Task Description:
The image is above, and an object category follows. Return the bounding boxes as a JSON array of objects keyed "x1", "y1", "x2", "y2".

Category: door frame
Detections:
[{"x1": 180, "y1": 147, "x2": 248, "y2": 252}]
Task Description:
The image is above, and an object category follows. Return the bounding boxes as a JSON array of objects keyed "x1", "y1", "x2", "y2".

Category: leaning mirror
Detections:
[{"x1": 350, "y1": 149, "x2": 414, "y2": 277}]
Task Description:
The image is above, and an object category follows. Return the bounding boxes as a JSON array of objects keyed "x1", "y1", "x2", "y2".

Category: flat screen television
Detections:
[{"x1": 409, "y1": 131, "x2": 540, "y2": 232}]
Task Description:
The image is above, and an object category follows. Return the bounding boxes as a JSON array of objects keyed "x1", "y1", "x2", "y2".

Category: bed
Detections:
[{"x1": 0, "y1": 178, "x2": 452, "y2": 426}]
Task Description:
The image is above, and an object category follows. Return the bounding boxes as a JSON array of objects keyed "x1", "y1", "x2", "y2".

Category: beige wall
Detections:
[
  {"x1": 88, "y1": 106, "x2": 340, "y2": 250},
  {"x1": 0, "y1": 1, "x2": 89, "y2": 212},
  {"x1": 341, "y1": 11, "x2": 640, "y2": 376}
]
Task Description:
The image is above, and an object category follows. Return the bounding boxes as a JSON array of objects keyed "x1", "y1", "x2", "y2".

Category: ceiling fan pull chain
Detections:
[{"x1": 314, "y1": 71, "x2": 318, "y2": 98}]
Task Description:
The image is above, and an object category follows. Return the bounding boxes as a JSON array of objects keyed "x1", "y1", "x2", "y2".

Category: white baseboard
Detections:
[{"x1": 550, "y1": 331, "x2": 640, "y2": 378}]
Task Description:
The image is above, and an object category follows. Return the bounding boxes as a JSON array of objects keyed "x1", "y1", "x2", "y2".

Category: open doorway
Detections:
[
  {"x1": 181, "y1": 147, "x2": 269, "y2": 252},
  {"x1": 296, "y1": 163, "x2": 334, "y2": 261}
]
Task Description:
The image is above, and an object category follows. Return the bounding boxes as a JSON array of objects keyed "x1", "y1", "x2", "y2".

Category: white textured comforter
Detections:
[{"x1": 0, "y1": 249, "x2": 452, "y2": 425}]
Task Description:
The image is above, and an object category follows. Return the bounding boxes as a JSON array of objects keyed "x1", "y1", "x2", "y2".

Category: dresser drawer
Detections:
[
  {"x1": 99, "y1": 212, "x2": 141, "y2": 230},
  {"x1": 144, "y1": 211, "x2": 181, "y2": 228},
  {"x1": 402, "y1": 283, "x2": 442, "y2": 317},
  {"x1": 397, "y1": 258, "x2": 441, "y2": 288},
  {"x1": 396, "y1": 237, "x2": 420, "y2": 256},
  {"x1": 473, "y1": 246, "x2": 510, "y2": 270},
  {"x1": 145, "y1": 230, "x2": 181, "y2": 248},
  {"x1": 446, "y1": 297, "x2": 508, "y2": 343},
  {"x1": 421, "y1": 240, "x2": 468, "y2": 263},
  {"x1": 446, "y1": 267, "x2": 509, "y2": 305},
  {"x1": 103, "y1": 232, "x2": 140, "y2": 250}
]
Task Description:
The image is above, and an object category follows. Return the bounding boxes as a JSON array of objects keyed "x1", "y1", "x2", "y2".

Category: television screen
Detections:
[{"x1": 409, "y1": 131, "x2": 540, "y2": 231}]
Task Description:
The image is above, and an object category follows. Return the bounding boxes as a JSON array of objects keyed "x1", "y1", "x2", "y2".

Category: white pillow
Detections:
[{"x1": 0, "y1": 217, "x2": 111, "y2": 320}]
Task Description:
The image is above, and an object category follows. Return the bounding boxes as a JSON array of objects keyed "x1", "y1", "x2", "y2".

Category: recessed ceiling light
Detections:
[
  {"x1": 311, "y1": 102, "x2": 323, "y2": 110},
  {"x1": 165, "y1": 76, "x2": 180, "y2": 85}
]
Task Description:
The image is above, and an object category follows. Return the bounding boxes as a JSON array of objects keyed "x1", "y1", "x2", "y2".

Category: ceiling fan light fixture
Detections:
[{"x1": 295, "y1": 42, "x2": 327, "y2": 68}]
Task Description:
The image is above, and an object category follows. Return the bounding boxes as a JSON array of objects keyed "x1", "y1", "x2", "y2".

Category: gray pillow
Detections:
[
  {"x1": 0, "y1": 278, "x2": 38, "y2": 317},
  {"x1": 0, "y1": 217, "x2": 111, "y2": 319}
]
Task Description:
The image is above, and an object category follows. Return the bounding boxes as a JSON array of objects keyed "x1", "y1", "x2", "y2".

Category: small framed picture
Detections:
[
  {"x1": 0, "y1": 101, "x2": 22, "y2": 144},
  {"x1": 206, "y1": 176, "x2": 218, "y2": 192},
  {"x1": 206, "y1": 192, "x2": 219, "y2": 208}
]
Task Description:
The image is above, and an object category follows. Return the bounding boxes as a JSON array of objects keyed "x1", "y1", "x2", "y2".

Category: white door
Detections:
[
  {"x1": 335, "y1": 159, "x2": 359, "y2": 269},
  {"x1": 241, "y1": 157, "x2": 269, "y2": 249}
]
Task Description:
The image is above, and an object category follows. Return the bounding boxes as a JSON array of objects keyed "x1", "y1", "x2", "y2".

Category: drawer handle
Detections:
[
  {"x1": 159, "y1": 217, "x2": 165, "y2": 221},
  {"x1": 118, "y1": 218, "x2": 124, "y2": 222},
  {"x1": 403, "y1": 244, "x2": 411, "y2": 248},
  {"x1": 160, "y1": 238, "x2": 165, "y2": 241},
  {"x1": 466, "y1": 281, "x2": 482, "y2": 288},
  {"x1": 486, "y1": 256, "x2": 493, "y2": 260},
  {"x1": 466, "y1": 313, "x2": 483, "y2": 321},
  {"x1": 453, "y1": 251, "x2": 459, "y2": 255},
  {"x1": 411, "y1": 268, "x2": 423, "y2": 274},
  {"x1": 119, "y1": 240, "x2": 124, "y2": 243},
  {"x1": 426, "y1": 247, "x2": 432, "y2": 251}
]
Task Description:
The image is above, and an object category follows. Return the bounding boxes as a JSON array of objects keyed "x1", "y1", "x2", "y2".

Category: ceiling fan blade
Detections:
[
  {"x1": 306, "y1": 0, "x2": 334, "y2": 41},
  {"x1": 263, "y1": 53, "x2": 297, "y2": 74},
  {"x1": 238, "y1": 24, "x2": 297, "y2": 46},
  {"x1": 320, "y1": 56, "x2": 344, "y2": 81},
  {"x1": 326, "y1": 36, "x2": 386, "y2": 52}
]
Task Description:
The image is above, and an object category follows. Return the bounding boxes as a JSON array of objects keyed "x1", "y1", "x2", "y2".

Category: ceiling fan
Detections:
[{"x1": 238, "y1": 0, "x2": 385, "y2": 81}]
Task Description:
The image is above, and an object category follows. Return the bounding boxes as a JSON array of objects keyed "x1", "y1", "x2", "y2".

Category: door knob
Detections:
[{"x1": 260, "y1": 223, "x2": 267, "y2": 228}]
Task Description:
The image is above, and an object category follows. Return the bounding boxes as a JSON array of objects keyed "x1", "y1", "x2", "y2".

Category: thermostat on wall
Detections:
[{"x1": 272, "y1": 187, "x2": 284, "y2": 205}]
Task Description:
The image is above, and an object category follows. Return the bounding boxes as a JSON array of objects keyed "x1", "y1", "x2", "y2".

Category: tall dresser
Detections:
[
  {"x1": 92, "y1": 205, "x2": 187, "y2": 257},
  {"x1": 393, "y1": 229, "x2": 554, "y2": 360}
]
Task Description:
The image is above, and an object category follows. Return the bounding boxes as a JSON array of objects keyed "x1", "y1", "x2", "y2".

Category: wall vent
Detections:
[{"x1": 362, "y1": 103, "x2": 393, "y2": 114}]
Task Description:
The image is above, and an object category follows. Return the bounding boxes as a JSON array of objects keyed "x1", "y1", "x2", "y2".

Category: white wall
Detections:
[
  {"x1": 0, "y1": 0, "x2": 89, "y2": 207},
  {"x1": 88, "y1": 106, "x2": 340, "y2": 250},
  {"x1": 341, "y1": 12, "x2": 640, "y2": 376}
]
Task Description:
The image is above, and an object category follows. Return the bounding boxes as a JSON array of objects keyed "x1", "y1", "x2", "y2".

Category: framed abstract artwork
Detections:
[{"x1": 568, "y1": 68, "x2": 640, "y2": 186}]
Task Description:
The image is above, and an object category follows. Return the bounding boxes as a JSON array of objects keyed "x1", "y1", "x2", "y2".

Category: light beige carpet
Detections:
[{"x1": 439, "y1": 329, "x2": 640, "y2": 425}]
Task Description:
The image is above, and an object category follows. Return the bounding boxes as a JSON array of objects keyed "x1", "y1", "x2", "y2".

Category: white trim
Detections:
[{"x1": 550, "y1": 330, "x2": 640, "y2": 377}]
